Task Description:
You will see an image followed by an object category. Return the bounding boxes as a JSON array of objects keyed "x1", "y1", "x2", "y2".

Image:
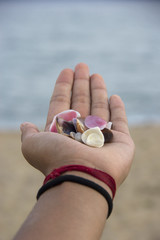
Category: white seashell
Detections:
[
  {"x1": 70, "y1": 132, "x2": 82, "y2": 142},
  {"x1": 75, "y1": 132, "x2": 82, "y2": 142},
  {"x1": 81, "y1": 127, "x2": 104, "y2": 148},
  {"x1": 106, "y1": 122, "x2": 112, "y2": 130},
  {"x1": 70, "y1": 132, "x2": 76, "y2": 139}
]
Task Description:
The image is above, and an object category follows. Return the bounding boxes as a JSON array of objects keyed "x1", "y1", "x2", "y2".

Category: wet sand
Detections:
[{"x1": 0, "y1": 125, "x2": 160, "y2": 240}]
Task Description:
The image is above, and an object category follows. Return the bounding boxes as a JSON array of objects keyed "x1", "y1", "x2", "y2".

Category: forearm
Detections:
[
  {"x1": 13, "y1": 177, "x2": 108, "y2": 240},
  {"x1": 17, "y1": 63, "x2": 135, "y2": 240}
]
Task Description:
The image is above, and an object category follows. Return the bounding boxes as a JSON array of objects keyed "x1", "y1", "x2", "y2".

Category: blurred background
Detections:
[
  {"x1": 1, "y1": 0, "x2": 160, "y2": 129},
  {"x1": 0, "y1": 0, "x2": 160, "y2": 239}
]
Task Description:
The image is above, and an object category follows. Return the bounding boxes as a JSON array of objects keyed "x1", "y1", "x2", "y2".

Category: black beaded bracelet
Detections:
[{"x1": 37, "y1": 174, "x2": 113, "y2": 218}]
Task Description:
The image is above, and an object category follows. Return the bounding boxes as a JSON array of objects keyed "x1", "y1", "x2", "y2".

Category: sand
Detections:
[{"x1": 0, "y1": 125, "x2": 160, "y2": 240}]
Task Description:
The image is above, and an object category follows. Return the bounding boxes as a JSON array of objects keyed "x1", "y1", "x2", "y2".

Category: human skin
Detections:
[{"x1": 14, "y1": 63, "x2": 135, "y2": 240}]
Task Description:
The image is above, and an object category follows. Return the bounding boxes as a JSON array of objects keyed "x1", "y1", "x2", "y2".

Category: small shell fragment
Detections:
[
  {"x1": 81, "y1": 127, "x2": 104, "y2": 148},
  {"x1": 106, "y1": 122, "x2": 112, "y2": 130},
  {"x1": 75, "y1": 132, "x2": 82, "y2": 142},
  {"x1": 70, "y1": 132, "x2": 82, "y2": 142},
  {"x1": 70, "y1": 131, "x2": 76, "y2": 139},
  {"x1": 73, "y1": 118, "x2": 86, "y2": 133},
  {"x1": 84, "y1": 115, "x2": 107, "y2": 130},
  {"x1": 55, "y1": 117, "x2": 63, "y2": 134}
]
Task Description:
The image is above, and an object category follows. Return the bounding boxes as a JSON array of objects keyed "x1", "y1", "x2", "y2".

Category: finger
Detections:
[
  {"x1": 45, "y1": 69, "x2": 74, "y2": 131},
  {"x1": 109, "y1": 95, "x2": 130, "y2": 135},
  {"x1": 20, "y1": 122, "x2": 41, "y2": 170},
  {"x1": 71, "y1": 63, "x2": 90, "y2": 118},
  {"x1": 90, "y1": 73, "x2": 109, "y2": 121},
  {"x1": 20, "y1": 122, "x2": 39, "y2": 143}
]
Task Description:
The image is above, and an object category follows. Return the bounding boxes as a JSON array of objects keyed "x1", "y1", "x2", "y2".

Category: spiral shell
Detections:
[{"x1": 50, "y1": 110, "x2": 81, "y2": 132}]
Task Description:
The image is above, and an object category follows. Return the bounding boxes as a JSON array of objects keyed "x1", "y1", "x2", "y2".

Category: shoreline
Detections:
[{"x1": 1, "y1": 119, "x2": 160, "y2": 132}]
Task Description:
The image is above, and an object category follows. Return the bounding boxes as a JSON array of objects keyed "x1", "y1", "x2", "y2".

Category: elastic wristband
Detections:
[
  {"x1": 37, "y1": 174, "x2": 113, "y2": 219},
  {"x1": 44, "y1": 165, "x2": 116, "y2": 198}
]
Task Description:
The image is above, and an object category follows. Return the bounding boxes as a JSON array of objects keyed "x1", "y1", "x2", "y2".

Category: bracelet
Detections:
[
  {"x1": 37, "y1": 175, "x2": 113, "y2": 218},
  {"x1": 43, "y1": 164, "x2": 116, "y2": 198}
]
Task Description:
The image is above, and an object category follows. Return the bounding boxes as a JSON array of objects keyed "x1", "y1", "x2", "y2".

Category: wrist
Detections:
[
  {"x1": 37, "y1": 173, "x2": 113, "y2": 219},
  {"x1": 43, "y1": 163, "x2": 116, "y2": 199},
  {"x1": 43, "y1": 158, "x2": 96, "y2": 176},
  {"x1": 61, "y1": 170, "x2": 113, "y2": 199}
]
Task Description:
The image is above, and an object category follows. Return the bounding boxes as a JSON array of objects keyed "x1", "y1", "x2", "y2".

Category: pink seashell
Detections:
[
  {"x1": 50, "y1": 110, "x2": 81, "y2": 132},
  {"x1": 84, "y1": 115, "x2": 107, "y2": 130}
]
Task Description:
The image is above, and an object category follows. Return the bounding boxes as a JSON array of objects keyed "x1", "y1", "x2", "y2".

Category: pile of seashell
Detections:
[{"x1": 50, "y1": 110, "x2": 113, "y2": 148}]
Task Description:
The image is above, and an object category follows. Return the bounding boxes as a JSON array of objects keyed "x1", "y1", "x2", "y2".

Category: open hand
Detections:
[{"x1": 20, "y1": 63, "x2": 135, "y2": 189}]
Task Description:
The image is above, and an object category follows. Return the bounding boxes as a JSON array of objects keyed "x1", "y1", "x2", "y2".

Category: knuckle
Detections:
[
  {"x1": 50, "y1": 94, "x2": 70, "y2": 105},
  {"x1": 92, "y1": 101, "x2": 108, "y2": 110},
  {"x1": 113, "y1": 117, "x2": 128, "y2": 125},
  {"x1": 75, "y1": 77, "x2": 89, "y2": 82},
  {"x1": 72, "y1": 93, "x2": 90, "y2": 104}
]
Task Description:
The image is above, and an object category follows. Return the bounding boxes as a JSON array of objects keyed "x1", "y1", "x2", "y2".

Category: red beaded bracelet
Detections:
[{"x1": 44, "y1": 165, "x2": 116, "y2": 198}]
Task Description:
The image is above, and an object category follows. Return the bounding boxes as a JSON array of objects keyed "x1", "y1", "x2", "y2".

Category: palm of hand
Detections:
[{"x1": 21, "y1": 63, "x2": 135, "y2": 189}]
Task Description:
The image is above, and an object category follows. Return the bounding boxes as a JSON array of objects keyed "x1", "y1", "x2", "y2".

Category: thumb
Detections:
[
  {"x1": 20, "y1": 122, "x2": 42, "y2": 170},
  {"x1": 20, "y1": 122, "x2": 39, "y2": 143}
]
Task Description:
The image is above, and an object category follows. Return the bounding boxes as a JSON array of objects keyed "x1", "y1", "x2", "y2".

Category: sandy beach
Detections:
[{"x1": 0, "y1": 125, "x2": 160, "y2": 240}]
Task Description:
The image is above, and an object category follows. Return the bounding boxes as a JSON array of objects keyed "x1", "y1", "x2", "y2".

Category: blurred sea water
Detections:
[{"x1": 0, "y1": 0, "x2": 160, "y2": 130}]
